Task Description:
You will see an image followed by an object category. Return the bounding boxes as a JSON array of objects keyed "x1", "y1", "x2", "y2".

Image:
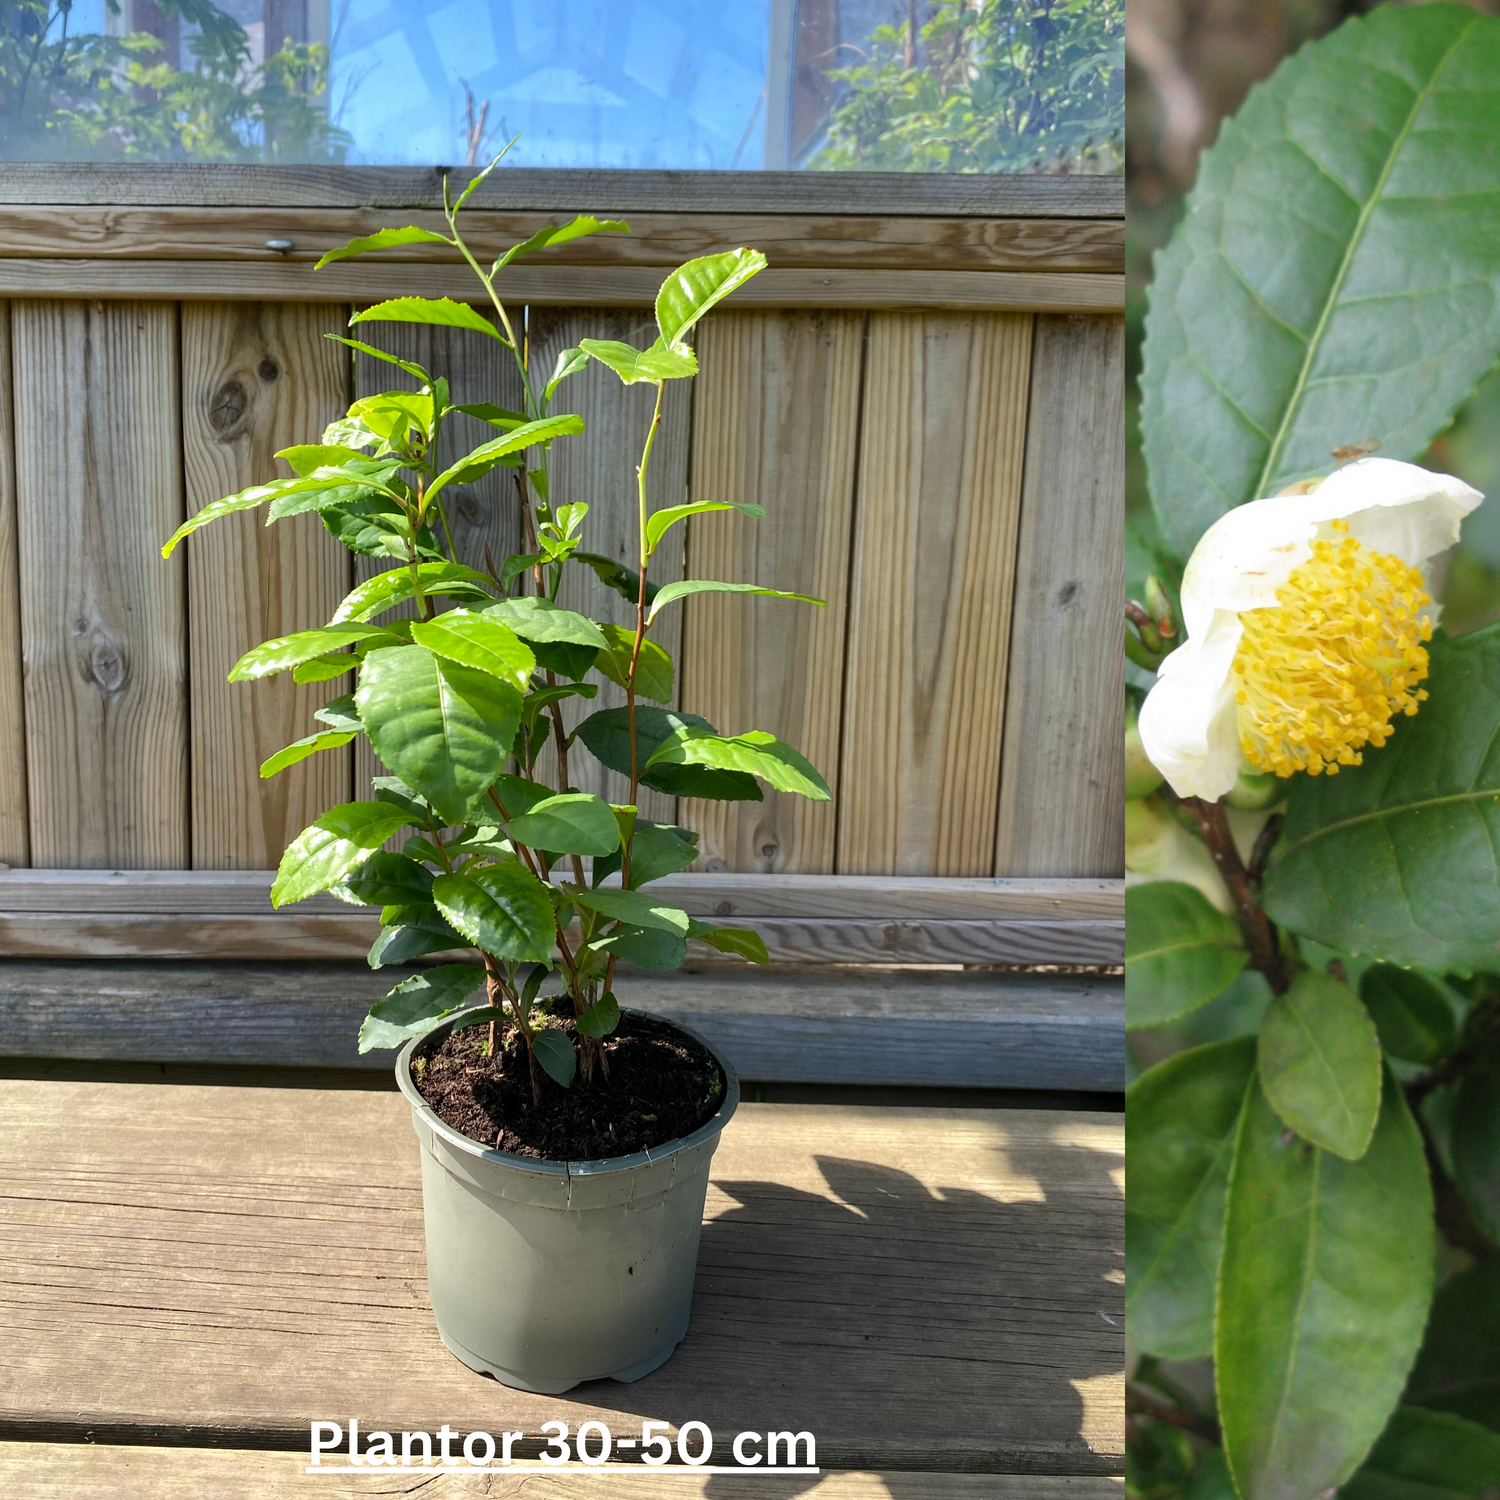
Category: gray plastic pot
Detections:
[{"x1": 396, "y1": 1011, "x2": 738, "y2": 1395}]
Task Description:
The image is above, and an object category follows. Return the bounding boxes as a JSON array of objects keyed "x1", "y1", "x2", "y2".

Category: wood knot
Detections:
[
  {"x1": 208, "y1": 379, "x2": 249, "y2": 437},
  {"x1": 714, "y1": 900, "x2": 733, "y2": 916},
  {"x1": 257, "y1": 357, "x2": 280, "y2": 382},
  {"x1": 1055, "y1": 579, "x2": 1081, "y2": 609},
  {"x1": 79, "y1": 631, "x2": 129, "y2": 695}
]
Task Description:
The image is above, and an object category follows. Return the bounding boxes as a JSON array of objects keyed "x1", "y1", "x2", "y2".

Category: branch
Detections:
[{"x1": 1125, "y1": 1384, "x2": 1221, "y2": 1445}]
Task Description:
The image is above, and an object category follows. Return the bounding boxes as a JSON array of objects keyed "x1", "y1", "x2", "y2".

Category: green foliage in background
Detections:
[
  {"x1": 1129, "y1": 7, "x2": 1500, "y2": 1498},
  {"x1": 0, "y1": 0, "x2": 345, "y2": 161},
  {"x1": 814, "y1": 0, "x2": 1122, "y2": 174}
]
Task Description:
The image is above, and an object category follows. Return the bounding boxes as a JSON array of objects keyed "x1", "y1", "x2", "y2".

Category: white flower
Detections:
[{"x1": 1138, "y1": 457, "x2": 1482, "y2": 801}]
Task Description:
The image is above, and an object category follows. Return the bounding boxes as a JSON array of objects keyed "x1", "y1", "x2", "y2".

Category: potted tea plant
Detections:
[{"x1": 163, "y1": 155, "x2": 829, "y2": 1394}]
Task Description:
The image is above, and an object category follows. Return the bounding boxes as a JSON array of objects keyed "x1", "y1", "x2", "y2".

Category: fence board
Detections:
[
  {"x1": 0, "y1": 306, "x2": 27, "y2": 867},
  {"x1": 12, "y1": 300, "x2": 187, "y2": 868},
  {"x1": 680, "y1": 310, "x2": 863, "y2": 873},
  {"x1": 182, "y1": 303, "x2": 351, "y2": 869},
  {"x1": 526, "y1": 307, "x2": 689, "y2": 824},
  {"x1": 837, "y1": 313, "x2": 1033, "y2": 876},
  {"x1": 995, "y1": 316, "x2": 1127, "y2": 878}
]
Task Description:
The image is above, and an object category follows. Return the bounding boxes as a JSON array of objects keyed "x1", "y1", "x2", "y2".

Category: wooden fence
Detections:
[{"x1": 0, "y1": 166, "x2": 1124, "y2": 971}]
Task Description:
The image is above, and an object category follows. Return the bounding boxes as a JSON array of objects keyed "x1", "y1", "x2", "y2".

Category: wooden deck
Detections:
[{"x1": 0, "y1": 1081, "x2": 1123, "y2": 1495}]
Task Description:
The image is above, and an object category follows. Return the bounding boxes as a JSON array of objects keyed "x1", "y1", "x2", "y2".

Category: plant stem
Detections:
[
  {"x1": 1125, "y1": 1384, "x2": 1222, "y2": 1445},
  {"x1": 625, "y1": 380, "x2": 666, "y2": 820},
  {"x1": 1408, "y1": 991, "x2": 1500, "y2": 1106},
  {"x1": 1406, "y1": 1092, "x2": 1499, "y2": 1260}
]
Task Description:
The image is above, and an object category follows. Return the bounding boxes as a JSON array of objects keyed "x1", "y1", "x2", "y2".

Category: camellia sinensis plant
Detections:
[
  {"x1": 163, "y1": 152, "x2": 829, "y2": 1100},
  {"x1": 1126, "y1": 6, "x2": 1500, "y2": 1499}
]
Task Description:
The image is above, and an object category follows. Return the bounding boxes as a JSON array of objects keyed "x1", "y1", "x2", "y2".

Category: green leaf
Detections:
[
  {"x1": 350, "y1": 296, "x2": 508, "y2": 345},
  {"x1": 1359, "y1": 965, "x2": 1459, "y2": 1065},
  {"x1": 367, "y1": 913, "x2": 465, "y2": 968},
  {"x1": 655, "y1": 248, "x2": 767, "y2": 348},
  {"x1": 272, "y1": 802, "x2": 412, "y2": 907},
  {"x1": 315, "y1": 694, "x2": 363, "y2": 734},
  {"x1": 409, "y1": 609, "x2": 535, "y2": 692},
  {"x1": 1342, "y1": 1407, "x2": 1500, "y2": 1499},
  {"x1": 573, "y1": 706, "x2": 762, "y2": 802},
  {"x1": 259, "y1": 729, "x2": 357, "y2": 780},
  {"x1": 569, "y1": 886, "x2": 690, "y2": 936},
  {"x1": 577, "y1": 336, "x2": 698, "y2": 386},
  {"x1": 530, "y1": 1029, "x2": 576, "y2": 1088},
  {"x1": 544, "y1": 346, "x2": 590, "y2": 403},
  {"x1": 644, "y1": 500, "x2": 765, "y2": 558},
  {"x1": 161, "y1": 475, "x2": 312, "y2": 557},
  {"x1": 1452, "y1": 1040, "x2": 1500, "y2": 1242},
  {"x1": 275, "y1": 442, "x2": 376, "y2": 477},
  {"x1": 1140, "y1": 4, "x2": 1500, "y2": 555},
  {"x1": 426, "y1": 413, "x2": 585, "y2": 501},
  {"x1": 452, "y1": 143, "x2": 513, "y2": 212},
  {"x1": 357, "y1": 964, "x2": 483, "y2": 1052},
  {"x1": 592, "y1": 923, "x2": 687, "y2": 970},
  {"x1": 1217, "y1": 1072, "x2": 1434, "y2": 1500},
  {"x1": 495, "y1": 214, "x2": 629, "y2": 270},
  {"x1": 507, "y1": 793, "x2": 621, "y2": 858},
  {"x1": 687, "y1": 921, "x2": 769, "y2": 964},
  {"x1": 331, "y1": 562, "x2": 495, "y2": 623},
  {"x1": 575, "y1": 991, "x2": 621, "y2": 1039},
  {"x1": 229, "y1": 626, "x2": 399, "y2": 681},
  {"x1": 608, "y1": 820, "x2": 699, "y2": 887},
  {"x1": 482, "y1": 596, "x2": 609, "y2": 649},
  {"x1": 646, "y1": 578, "x2": 824, "y2": 626},
  {"x1": 593, "y1": 623, "x2": 672, "y2": 704},
  {"x1": 644, "y1": 727, "x2": 830, "y2": 800},
  {"x1": 1125, "y1": 882, "x2": 1249, "y2": 1029},
  {"x1": 355, "y1": 646, "x2": 521, "y2": 826},
  {"x1": 1125, "y1": 1037, "x2": 1257, "y2": 1360},
  {"x1": 316, "y1": 226, "x2": 452, "y2": 268},
  {"x1": 572, "y1": 551, "x2": 659, "y2": 609},
  {"x1": 1405, "y1": 1259, "x2": 1500, "y2": 1430},
  {"x1": 1263, "y1": 628, "x2": 1500, "y2": 973},
  {"x1": 292, "y1": 655, "x2": 356, "y2": 685},
  {"x1": 1259, "y1": 969, "x2": 1382, "y2": 1160},
  {"x1": 321, "y1": 336, "x2": 433, "y2": 386},
  {"x1": 337, "y1": 851, "x2": 434, "y2": 907},
  {"x1": 432, "y1": 863, "x2": 555, "y2": 963},
  {"x1": 448, "y1": 402, "x2": 526, "y2": 430}
]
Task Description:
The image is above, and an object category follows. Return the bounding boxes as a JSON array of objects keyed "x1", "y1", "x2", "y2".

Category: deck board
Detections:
[{"x1": 0, "y1": 1083, "x2": 1122, "y2": 1476}]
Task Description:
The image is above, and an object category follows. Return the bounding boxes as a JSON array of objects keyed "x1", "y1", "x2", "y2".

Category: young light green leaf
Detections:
[
  {"x1": 316, "y1": 226, "x2": 452, "y2": 269},
  {"x1": 530, "y1": 1029, "x2": 576, "y2": 1088},
  {"x1": 292, "y1": 655, "x2": 356, "y2": 685},
  {"x1": 544, "y1": 345, "x2": 590, "y2": 403},
  {"x1": 259, "y1": 729, "x2": 357, "y2": 780},
  {"x1": 161, "y1": 476, "x2": 307, "y2": 557},
  {"x1": 1141, "y1": 4, "x2": 1500, "y2": 555},
  {"x1": 321, "y1": 336, "x2": 434, "y2": 385},
  {"x1": 331, "y1": 561, "x2": 495, "y2": 623},
  {"x1": 494, "y1": 214, "x2": 629, "y2": 270},
  {"x1": 569, "y1": 886, "x2": 690, "y2": 936},
  {"x1": 275, "y1": 441, "x2": 376, "y2": 476},
  {"x1": 1258, "y1": 968, "x2": 1382, "y2": 1160},
  {"x1": 356, "y1": 645, "x2": 521, "y2": 825},
  {"x1": 507, "y1": 793, "x2": 621, "y2": 858},
  {"x1": 426, "y1": 413, "x2": 585, "y2": 501},
  {"x1": 593, "y1": 623, "x2": 672, "y2": 704},
  {"x1": 644, "y1": 728, "x2": 830, "y2": 801},
  {"x1": 687, "y1": 921, "x2": 769, "y2": 964},
  {"x1": 448, "y1": 401, "x2": 526, "y2": 430},
  {"x1": 1125, "y1": 881, "x2": 1248, "y2": 1029},
  {"x1": 230, "y1": 626, "x2": 399, "y2": 681},
  {"x1": 432, "y1": 863, "x2": 556, "y2": 963},
  {"x1": 1126, "y1": 1038, "x2": 1257, "y2": 1361},
  {"x1": 1217, "y1": 1073, "x2": 1434, "y2": 1500},
  {"x1": 655, "y1": 248, "x2": 767, "y2": 348},
  {"x1": 644, "y1": 500, "x2": 765, "y2": 557},
  {"x1": 646, "y1": 577, "x2": 824, "y2": 626},
  {"x1": 350, "y1": 296, "x2": 508, "y2": 345},
  {"x1": 409, "y1": 609, "x2": 535, "y2": 692},
  {"x1": 357, "y1": 963, "x2": 483, "y2": 1052},
  {"x1": 577, "y1": 336, "x2": 698, "y2": 386},
  {"x1": 1405, "y1": 1259, "x2": 1500, "y2": 1431},
  {"x1": 272, "y1": 802, "x2": 413, "y2": 907},
  {"x1": 1358, "y1": 965, "x2": 1459, "y2": 1065},
  {"x1": 575, "y1": 991, "x2": 621, "y2": 1039},
  {"x1": 573, "y1": 706, "x2": 761, "y2": 802},
  {"x1": 1340, "y1": 1407, "x2": 1500, "y2": 1500},
  {"x1": 452, "y1": 140, "x2": 516, "y2": 212},
  {"x1": 315, "y1": 693, "x2": 363, "y2": 733}
]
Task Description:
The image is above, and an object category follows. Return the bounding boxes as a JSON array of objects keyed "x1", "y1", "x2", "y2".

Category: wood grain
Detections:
[
  {"x1": 182, "y1": 303, "x2": 352, "y2": 869},
  {"x1": 0, "y1": 1443, "x2": 1126, "y2": 1497},
  {"x1": 525, "y1": 307, "x2": 690, "y2": 823},
  {"x1": 11, "y1": 300, "x2": 187, "y2": 868},
  {"x1": 0, "y1": 959, "x2": 1125, "y2": 1090},
  {"x1": 0, "y1": 1082, "x2": 1125, "y2": 1472},
  {"x1": 0, "y1": 162, "x2": 1125, "y2": 218},
  {"x1": 0, "y1": 261, "x2": 1125, "y2": 313},
  {"x1": 837, "y1": 314, "x2": 1034, "y2": 877},
  {"x1": 679, "y1": 311, "x2": 863, "y2": 874},
  {"x1": 0, "y1": 205, "x2": 1124, "y2": 273},
  {"x1": 995, "y1": 318, "x2": 1126, "y2": 879},
  {"x1": 0, "y1": 304, "x2": 28, "y2": 866}
]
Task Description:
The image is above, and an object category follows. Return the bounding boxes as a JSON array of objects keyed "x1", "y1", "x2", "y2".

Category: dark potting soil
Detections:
[{"x1": 411, "y1": 1010, "x2": 726, "y2": 1161}]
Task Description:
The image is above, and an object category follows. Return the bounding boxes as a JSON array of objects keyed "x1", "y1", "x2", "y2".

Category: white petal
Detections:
[
  {"x1": 1304, "y1": 456, "x2": 1480, "y2": 566},
  {"x1": 1178, "y1": 496, "x2": 1324, "y2": 636},
  {"x1": 1137, "y1": 618, "x2": 1244, "y2": 801}
]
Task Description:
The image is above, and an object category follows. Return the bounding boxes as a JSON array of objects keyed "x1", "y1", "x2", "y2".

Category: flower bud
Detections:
[
  {"x1": 1126, "y1": 701, "x2": 1164, "y2": 799},
  {"x1": 1223, "y1": 768, "x2": 1282, "y2": 811}
]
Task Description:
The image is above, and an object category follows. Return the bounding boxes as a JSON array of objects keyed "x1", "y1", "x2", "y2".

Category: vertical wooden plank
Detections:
[
  {"x1": 836, "y1": 312, "x2": 1033, "y2": 878},
  {"x1": 995, "y1": 315, "x2": 1126, "y2": 878},
  {"x1": 13, "y1": 300, "x2": 187, "y2": 869},
  {"x1": 182, "y1": 303, "x2": 351, "y2": 870},
  {"x1": 0, "y1": 304, "x2": 28, "y2": 867},
  {"x1": 679, "y1": 309, "x2": 862, "y2": 873},
  {"x1": 351, "y1": 317, "x2": 524, "y2": 801},
  {"x1": 526, "y1": 307, "x2": 689, "y2": 822}
]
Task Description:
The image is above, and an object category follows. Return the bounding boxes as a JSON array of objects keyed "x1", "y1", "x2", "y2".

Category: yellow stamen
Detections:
[{"x1": 1231, "y1": 525, "x2": 1431, "y2": 779}]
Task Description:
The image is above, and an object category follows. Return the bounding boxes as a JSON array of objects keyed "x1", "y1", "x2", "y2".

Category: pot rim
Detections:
[{"x1": 396, "y1": 1005, "x2": 739, "y2": 1179}]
